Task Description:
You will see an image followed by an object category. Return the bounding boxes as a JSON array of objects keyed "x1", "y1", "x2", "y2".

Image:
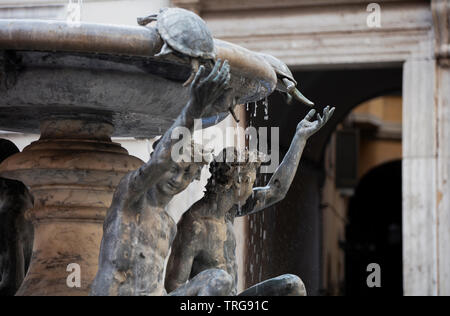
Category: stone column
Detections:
[
  {"x1": 402, "y1": 53, "x2": 438, "y2": 296},
  {"x1": 433, "y1": 0, "x2": 450, "y2": 296},
  {"x1": 436, "y1": 62, "x2": 450, "y2": 296},
  {"x1": 403, "y1": 0, "x2": 450, "y2": 296},
  {"x1": 0, "y1": 116, "x2": 143, "y2": 296}
]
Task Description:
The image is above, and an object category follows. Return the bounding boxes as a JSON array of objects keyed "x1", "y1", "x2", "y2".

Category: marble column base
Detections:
[{"x1": 0, "y1": 117, "x2": 143, "y2": 296}]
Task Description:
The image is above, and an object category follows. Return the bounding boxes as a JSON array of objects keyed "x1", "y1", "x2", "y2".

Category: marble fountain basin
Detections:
[{"x1": 0, "y1": 19, "x2": 277, "y2": 137}]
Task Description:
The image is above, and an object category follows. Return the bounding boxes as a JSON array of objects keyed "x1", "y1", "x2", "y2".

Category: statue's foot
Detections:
[
  {"x1": 169, "y1": 269, "x2": 233, "y2": 296},
  {"x1": 283, "y1": 274, "x2": 307, "y2": 296},
  {"x1": 238, "y1": 274, "x2": 307, "y2": 296}
]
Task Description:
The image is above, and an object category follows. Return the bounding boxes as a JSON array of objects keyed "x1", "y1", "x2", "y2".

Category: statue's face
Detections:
[
  {"x1": 157, "y1": 162, "x2": 203, "y2": 196},
  {"x1": 233, "y1": 168, "x2": 257, "y2": 203}
]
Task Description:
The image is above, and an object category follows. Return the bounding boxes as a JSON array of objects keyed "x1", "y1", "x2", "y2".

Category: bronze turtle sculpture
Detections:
[
  {"x1": 258, "y1": 53, "x2": 314, "y2": 106},
  {"x1": 138, "y1": 7, "x2": 216, "y2": 87},
  {"x1": 138, "y1": 8, "x2": 242, "y2": 122}
]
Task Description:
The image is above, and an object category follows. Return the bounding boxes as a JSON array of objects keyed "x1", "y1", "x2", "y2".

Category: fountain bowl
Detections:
[{"x1": 0, "y1": 19, "x2": 277, "y2": 137}]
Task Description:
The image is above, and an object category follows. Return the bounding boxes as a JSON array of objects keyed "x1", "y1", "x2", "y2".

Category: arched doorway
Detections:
[
  {"x1": 244, "y1": 67, "x2": 403, "y2": 296},
  {"x1": 345, "y1": 161, "x2": 403, "y2": 296}
]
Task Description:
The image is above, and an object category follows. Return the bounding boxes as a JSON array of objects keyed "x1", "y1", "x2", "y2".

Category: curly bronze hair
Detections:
[{"x1": 205, "y1": 148, "x2": 264, "y2": 195}]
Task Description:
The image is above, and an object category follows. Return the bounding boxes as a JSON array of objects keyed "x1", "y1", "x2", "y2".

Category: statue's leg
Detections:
[
  {"x1": 0, "y1": 177, "x2": 34, "y2": 296},
  {"x1": 0, "y1": 212, "x2": 16, "y2": 296},
  {"x1": 169, "y1": 269, "x2": 233, "y2": 296},
  {"x1": 238, "y1": 274, "x2": 307, "y2": 296}
]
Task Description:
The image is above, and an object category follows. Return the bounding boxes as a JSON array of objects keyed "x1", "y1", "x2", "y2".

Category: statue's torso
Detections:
[
  {"x1": 91, "y1": 177, "x2": 176, "y2": 296},
  {"x1": 190, "y1": 215, "x2": 238, "y2": 293}
]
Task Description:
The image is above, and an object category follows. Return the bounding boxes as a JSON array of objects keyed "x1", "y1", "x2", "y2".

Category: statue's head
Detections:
[
  {"x1": 205, "y1": 148, "x2": 263, "y2": 204},
  {"x1": 155, "y1": 140, "x2": 212, "y2": 197}
]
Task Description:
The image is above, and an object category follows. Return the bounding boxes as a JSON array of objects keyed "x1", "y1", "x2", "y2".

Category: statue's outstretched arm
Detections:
[
  {"x1": 126, "y1": 60, "x2": 232, "y2": 201},
  {"x1": 238, "y1": 106, "x2": 335, "y2": 217}
]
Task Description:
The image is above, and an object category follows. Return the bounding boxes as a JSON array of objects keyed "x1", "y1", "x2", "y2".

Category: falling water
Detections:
[
  {"x1": 263, "y1": 97, "x2": 269, "y2": 121},
  {"x1": 236, "y1": 118, "x2": 242, "y2": 214},
  {"x1": 246, "y1": 98, "x2": 274, "y2": 285}
]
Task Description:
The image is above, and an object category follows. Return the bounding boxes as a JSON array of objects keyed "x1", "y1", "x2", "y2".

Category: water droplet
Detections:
[{"x1": 263, "y1": 97, "x2": 269, "y2": 120}]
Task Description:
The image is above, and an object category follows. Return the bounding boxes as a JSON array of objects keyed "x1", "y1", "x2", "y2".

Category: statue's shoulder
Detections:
[
  {"x1": 175, "y1": 210, "x2": 205, "y2": 239},
  {"x1": 109, "y1": 171, "x2": 146, "y2": 210}
]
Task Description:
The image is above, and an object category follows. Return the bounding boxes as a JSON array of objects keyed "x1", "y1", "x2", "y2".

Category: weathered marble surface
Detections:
[
  {"x1": 0, "y1": 20, "x2": 277, "y2": 138},
  {"x1": 0, "y1": 121, "x2": 143, "y2": 296}
]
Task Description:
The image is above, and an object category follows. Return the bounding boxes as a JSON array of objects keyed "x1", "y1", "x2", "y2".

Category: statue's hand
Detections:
[
  {"x1": 188, "y1": 59, "x2": 231, "y2": 117},
  {"x1": 296, "y1": 106, "x2": 335, "y2": 139}
]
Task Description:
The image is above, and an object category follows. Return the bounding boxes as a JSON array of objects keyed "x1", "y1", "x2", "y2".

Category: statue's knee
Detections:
[
  {"x1": 282, "y1": 274, "x2": 307, "y2": 296},
  {"x1": 201, "y1": 269, "x2": 233, "y2": 296},
  {"x1": 213, "y1": 269, "x2": 233, "y2": 294}
]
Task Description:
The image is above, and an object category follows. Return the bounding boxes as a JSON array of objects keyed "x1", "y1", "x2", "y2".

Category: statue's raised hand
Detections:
[
  {"x1": 188, "y1": 59, "x2": 232, "y2": 117},
  {"x1": 296, "y1": 106, "x2": 335, "y2": 139}
]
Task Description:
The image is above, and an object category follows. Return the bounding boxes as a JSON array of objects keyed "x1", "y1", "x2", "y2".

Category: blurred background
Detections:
[{"x1": 1, "y1": 0, "x2": 448, "y2": 296}]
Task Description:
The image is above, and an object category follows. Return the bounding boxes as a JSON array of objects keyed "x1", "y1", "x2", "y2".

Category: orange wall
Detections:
[{"x1": 359, "y1": 139, "x2": 402, "y2": 179}]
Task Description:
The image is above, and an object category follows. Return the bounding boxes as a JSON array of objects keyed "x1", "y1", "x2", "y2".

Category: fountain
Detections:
[{"x1": 0, "y1": 16, "x2": 277, "y2": 296}]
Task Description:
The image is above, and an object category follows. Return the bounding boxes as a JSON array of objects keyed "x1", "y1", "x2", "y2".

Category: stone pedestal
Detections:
[{"x1": 0, "y1": 117, "x2": 143, "y2": 296}]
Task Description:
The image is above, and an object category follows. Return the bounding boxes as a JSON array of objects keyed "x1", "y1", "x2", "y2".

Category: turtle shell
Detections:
[
  {"x1": 258, "y1": 53, "x2": 297, "y2": 86},
  {"x1": 157, "y1": 8, "x2": 216, "y2": 60}
]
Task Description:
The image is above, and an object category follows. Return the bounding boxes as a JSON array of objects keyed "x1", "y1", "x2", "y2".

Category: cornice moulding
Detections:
[
  {"x1": 432, "y1": 0, "x2": 450, "y2": 64},
  {"x1": 172, "y1": 0, "x2": 421, "y2": 13}
]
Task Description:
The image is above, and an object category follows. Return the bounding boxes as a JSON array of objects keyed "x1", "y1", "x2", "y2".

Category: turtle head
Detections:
[
  {"x1": 282, "y1": 78, "x2": 314, "y2": 107},
  {"x1": 137, "y1": 14, "x2": 158, "y2": 26}
]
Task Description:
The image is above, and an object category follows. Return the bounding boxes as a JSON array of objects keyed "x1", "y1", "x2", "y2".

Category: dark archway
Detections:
[
  {"x1": 245, "y1": 67, "x2": 403, "y2": 296},
  {"x1": 345, "y1": 160, "x2": 403, "y2": 296}
]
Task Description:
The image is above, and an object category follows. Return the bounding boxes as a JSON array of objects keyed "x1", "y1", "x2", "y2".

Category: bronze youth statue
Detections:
[
  {"x1": 0, "y1": 139, "x2": 34, "y2": 296},
  {"x1": 165, "y1": 106, "x2": 335, "y2": 296},
  {"x1": 90, "y1": 60, "x2": 236, "y2": 296}
]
